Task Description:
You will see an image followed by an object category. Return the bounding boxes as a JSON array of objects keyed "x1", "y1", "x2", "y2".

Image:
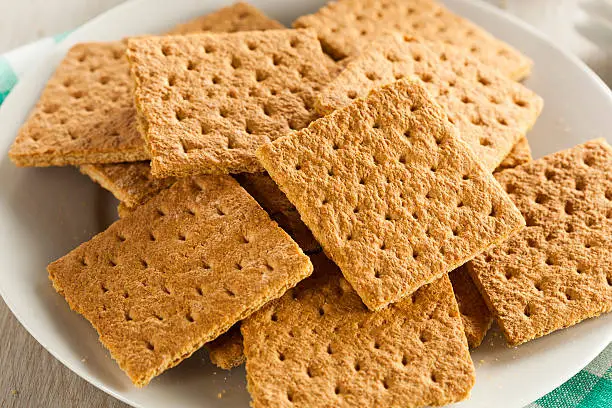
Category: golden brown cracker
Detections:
[
  {"x1": 315, "y1": 33, "x2": 542, "y2": 171},
  {"x1": 257, "y1": 78, "x2": 525, "y2": 311},
  {"x1": 167, "y1": 2, "x2": 284, "y2": 35},
  {"x1": 495, "y1": 137, "x2": 532, "y2": 173},
  {"x1": 127, "y1": 29, "x2": 335, "y2": 177},
  {"x1": 243, "y1": 253, "x2": 475, "y2": 408},
  {"x1": 81, "y1": 162, "x2": 175, "y2": 208},
  {"x1": 207, "y1": 324, "x2": 245, "y2": 370},
  {"x1": 48, "y1": 175, "x2": 313, "y2": 386},
  {"x1": 469, "y1": 139, "x2": 612, "y2": 346},
  {"x1": 293, "y1": 0, "x2": 531, "y2": 80},
  {"x1": 9, "y1": 42, "x2": 147, "y2": 167},
  {"x1": 10, "y1": 3, "x2": 283, "y2": 167},
  {"x1": 449, "y1": 265, "x2": 493, "y2": 348}
]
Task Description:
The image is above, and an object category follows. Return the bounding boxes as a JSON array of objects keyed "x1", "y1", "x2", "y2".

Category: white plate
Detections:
[{"x1": 0, "y1": 0, "x2": 610, "y2": 407}]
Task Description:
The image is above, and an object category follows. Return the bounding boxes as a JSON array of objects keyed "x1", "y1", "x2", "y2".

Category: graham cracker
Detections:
[
  {"x1": 9, "y1": 42, "x2": 148, "y2": 167},
  {"x1": 449, "y1": 265, "x2": 493, "y2": 348},
  {"x1": 468, "y1": 139, "x2": 612, "y2": 346},
  {"x1": 256, "y1": 78, "x2": 525, "y2": 311},
  {"x1": 242, "y1": 253, "x2": 475, "y2": 408},
  {"x1": 447, "y1": 137, "x2": 532, "y2": 348},
  {"x1": 48, "y1": 175, "x2": 313, "y2": 386},
  {"x1": 167, "y1": 2, "x2": 284, "y2": 35},
  {"x1": 293, "y1": 0, "x2": 532, "y2": 80},
  {"x1": 81, "y1": 162, "x2": 175, "y2": 208},
  {"x1": 10, "y1": 2, "x2": 283, "y2": 167},
  {"x1": 207, "y1": 324, "x2": 245, "y2": 370},
  {"x1": 314, "y1": 33, "x2": 543, "y2": 171},
  {"x1": 127, "y1": 29, "x2": 336, "y2": 177},
  {"x1": 495, "y1": 137, "x2": 532, "y2": 173}
]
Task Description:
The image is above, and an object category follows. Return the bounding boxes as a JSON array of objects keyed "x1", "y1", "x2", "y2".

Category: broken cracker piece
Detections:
[
  {"x1": 315, "y1": 33, "x2": 542, "y2": 171},
  {"x1": 48, "y1": 175, "x2": 312, "y2": 386},
  {"x1": 469, "y1": 139, "x2": 612, "y2": 346},
  {"x1": 243, "y1": 253, "x2": 475, "y2": 408},
  {"x1": 257, "y1": 78, "x2": 525, "y2": 310},
  {"x1": 127, "y1": 29, "x2": 335, "y2": 177},
  {"x1": 207, "y1": 324, "x2": 245, "y2": 370},
  {"x1": 293, "y1": 0, "x2": 531, "y2": 80},
  {"x1": 449, "y1": 265, "x2": 493, "y2": 348}
]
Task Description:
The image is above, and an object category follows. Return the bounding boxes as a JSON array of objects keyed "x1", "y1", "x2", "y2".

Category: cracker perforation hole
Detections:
[
  {"x1": 145, "y1": 341, "x2": 155, "y2": 351},
  {"x1": 347, "y1": 90, "x2": 357, "y2": 99},
  {"x1": 185, "y1": 313, "x2": 195, "y2": 323},
  {"x1": 365, "y1": 72, "x2": 379, "y2": 81}
]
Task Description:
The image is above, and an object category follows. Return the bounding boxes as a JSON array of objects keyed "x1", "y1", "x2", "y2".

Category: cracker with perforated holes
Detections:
[
  {"x1": 9, "y1": 2, "x2": 284, "y2": 167},
  {"x1": 207, "y1": 324, "x2": 246, "y2": 370},
  {"x1": 243, "y1": 252, "x2": 475, "y2": 408},
  {"x1": 468, "y1": 139, "x2": 612, "y2": 346},
  {"x1": 127, "y1": 29, "x2": 335, "y2": 177},
  {"x1": 446, "y1": 137, "x2": 532, "y2": 348},
  {"x1": 315, "y1": 33, "x2": 542, "y2": 171},
  {"x1": 48, "y1": 175, "x2": 312, "y2": 386},
  {"x1": 9, "y1": 42, "x2": 147, "y2": 167},
  {"x1": 449, "y1": 265, "x2": 493, "y2": 348},
  {"x1": 293, "y1": 0, "x2": 531, "y2": 80},
  {"x1": 257, "y1": 78, "x2": 525, "y2": 310},
  {"x1": 495, "y1": 137, "x2": 532, "y2": 173},
  {"x1": 81, "y1": 162, "x2": 176, "y2": 208}
]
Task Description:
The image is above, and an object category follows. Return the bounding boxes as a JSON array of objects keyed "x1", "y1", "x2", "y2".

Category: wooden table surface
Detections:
[{"x1": 1, "y1": 1, "x2": 611, "y2": 407}]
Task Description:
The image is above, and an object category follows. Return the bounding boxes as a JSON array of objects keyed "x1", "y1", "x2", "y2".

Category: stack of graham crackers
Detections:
[{"x1": 8, "y1": 1, "x2": 612, "y2": 406}]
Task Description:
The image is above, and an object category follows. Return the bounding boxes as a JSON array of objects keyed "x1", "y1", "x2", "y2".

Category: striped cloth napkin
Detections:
[{"x1": 0, "y1": 33, "x2": 610, "y2": 408}]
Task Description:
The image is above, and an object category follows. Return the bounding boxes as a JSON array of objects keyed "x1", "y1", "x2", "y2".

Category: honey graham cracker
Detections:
[
  {"x1": 257, "y1": 78, "x2": 525, "y2": 311},
  {"x1": 127, "y1": 29, "x2": 336, "y2": 177},
  {"x1": 242, "y1": 252, "x2": 475, "y2": 408},
  {"x1": 9, "y1": 2, "x2": 283, "y2": 167},
  {"x1": 446, "y1": 136, "x2": 532, "y2": 348},
  {"x1": 48, "y1": 175, "x2": 313, "y2": 386},
  {"x1": 468, "y1": 139, "x2": 612, "y2": 346},
  {"x1": 293, "y1": 0, "x2": 532, "y2": 80},
  {"x1": 315, "y1": 33, "x2": 542, "y2": 171},
  {"x1": 449, "y1": 265, "x2": 493, "y2": 349},
  {"x1": 9, "y1": 41, "x2": 147, "y2": 167}
]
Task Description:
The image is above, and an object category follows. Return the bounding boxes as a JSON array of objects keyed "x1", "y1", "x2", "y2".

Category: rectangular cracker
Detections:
[
  {"x1": 206, "y1": 324, "x2": 245, "y2": 370},
  {"x1": 81, "y1": 162, "x2": 175, "y2": 208},
  {"x1": 127, "y1": 29, "x2": 336, "y2": 177},
  {"x1": 293, "y1": 0, "x2": 532, "y2": 80},
  {"x1": 243, "y1": 252, "x2": 475, "y2": 408},
  {"x1": 468, "y1": 139, "x2": 612, "y2": 346},
  {"x1": 495, "y1": 136, "x2": 532, "y2": 173},
  {"x1": 449, "y1": 265, "x2": 493, "y2": 348},
  {"x1": 257, "y1": 78, "x2": 525, "y2": 310},
  {"x1": 48, "y1": 175, "x2": 313, "y2": 386},
  {"x1": 9, "y1": 3, "x2": 284, "y2": 167},
  {"x1": 9, "y1": 41, "x2": 148, "y2": 166},
  {"x1": 315, "y1": 33, "x2": 543, "y2": 171},
  {"x1": 447, "y1": 137, "x2": 532, "y2": 348}
]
